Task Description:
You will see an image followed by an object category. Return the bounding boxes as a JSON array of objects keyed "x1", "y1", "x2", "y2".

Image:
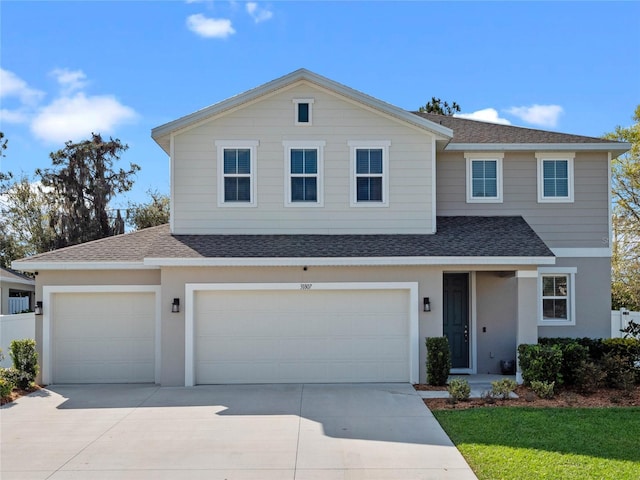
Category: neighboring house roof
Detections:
[
  {"x1": 12, "y1": 216, "x2": 554, "y2": 270},
  {"x1": 414, "y1": 112, "x2": 630, "y2": 155},
  {"x1": 0, "y1": 266, "x2": 35, "y2": 287},
  {"x1": 151, "y1": 68, "x2": 454, "y2": 154}
]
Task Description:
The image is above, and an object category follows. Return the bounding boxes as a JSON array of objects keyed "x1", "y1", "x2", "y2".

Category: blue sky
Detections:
[{"x1": 1, "y1": 1, "x2": 639, "y2": 207}]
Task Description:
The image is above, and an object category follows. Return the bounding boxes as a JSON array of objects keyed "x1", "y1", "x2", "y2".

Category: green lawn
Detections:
[{"x1": 433, "y1": 407, "x2": 640, "y2": 480}]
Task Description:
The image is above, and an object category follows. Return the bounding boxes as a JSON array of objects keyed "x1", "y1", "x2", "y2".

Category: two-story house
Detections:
[{"x1": 13, "y1": 69, "x2": 629, "y2": 386}]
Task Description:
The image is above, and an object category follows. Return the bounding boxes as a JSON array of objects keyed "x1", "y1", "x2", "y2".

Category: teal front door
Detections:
[{"x1": 443, "y1": 273, "x2": 470, "y2": 369}]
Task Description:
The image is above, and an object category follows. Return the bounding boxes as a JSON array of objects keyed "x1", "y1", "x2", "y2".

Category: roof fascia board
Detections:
[
  {"x1": 445, "y1": 142, "x2": 631, "y2": 154},
  {"x1": 144, "y1": 256, "x2": 555, "y2": 267},
  {"x1": 151, "y1": 69, "x2": 453, "y2": 144},
  {"x1": 0, "y1": 275, "x2": 35, "y2": 286},
  {"x1": 11, "y1": 261, "x2": 158, "y2": 272}
]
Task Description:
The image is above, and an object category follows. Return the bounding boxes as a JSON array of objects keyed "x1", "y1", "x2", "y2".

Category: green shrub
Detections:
[
  {"x1": 574, "y1": 360, "x2": 606, "y2": 394},
  {"x1": 517, "y1": 344, "x2": 563, "y2": 386},
  {"x1": 491, "y1": 378, "x2": 517, "y2": 400},
  {"x1": 0, "y1": 377, "x2": 13, "y2": 398},
  {"x1": 559, "y1": 342, "x2": 589, "y2": 386},
  {"x1": 530, "y1": 380, "x2": 555, "y2": 399},
  {"x1": 602, "y1": 352, "x2": 637, "y2": 391},
  {"x1": 426, "y1": 337, "x2": 451, "y2": 386},
  {"x1": 0, "y1": 367, "x2": 24, "y2": 388},
  {"x1": 447, "y1": 378, "x2": 470, "y2": 402},
  {"x1": 539, "y1": 337, "x2": 605, "y2": 361},
  {"x1": 9, "y1": 339, "x2": 39, "y2": 389}
]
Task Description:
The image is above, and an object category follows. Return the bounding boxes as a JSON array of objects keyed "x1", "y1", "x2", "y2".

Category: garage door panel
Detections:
[
  {"x1": 195, "y1": 289, "x2": 410, "y2": 384},
  {"x1": 52, "y1": 292, "x2": 155, "y2": 384}
]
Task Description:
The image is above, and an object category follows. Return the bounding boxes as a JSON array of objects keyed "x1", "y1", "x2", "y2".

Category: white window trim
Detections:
[
  {"x1": 215, "y1": 140, "x2": 259, "y2": 207},
  {"x1": 349, "y1": 140, "x2": 391, "y2": 207},
  {"x1": 293, "y1": 98, "x2": 314, "y2": 126},
  {"x1": 538, "y1": 267, "x2": 577, "y2": 326},
  {"x1": 536, "y1": 152, "x2": 575, "y2": 203},
  {"x1": 465, "y1": 152, "x2": 504, "y2": 203},
  {"x1": 283, "y1": 140, "x2": 325, "y2": 207}
]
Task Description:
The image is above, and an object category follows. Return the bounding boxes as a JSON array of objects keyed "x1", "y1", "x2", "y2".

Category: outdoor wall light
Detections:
[
  {"x1": 423, "y1": 297, "x2": 431, "y2": 312},
  {"x1": 34, "y1": 301, "x2": 43, "y2": 316},
  {"x1": 171, "y1": 298, "x2": 180, "y2": 313}
]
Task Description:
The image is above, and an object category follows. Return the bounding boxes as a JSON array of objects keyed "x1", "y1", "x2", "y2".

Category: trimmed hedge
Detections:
[
  {"x1": 426, "y1": 336, "x2": 451, "y2": 386},
  {"x1": 522, "y1": 337, "x2": 640, "y2": 389}
]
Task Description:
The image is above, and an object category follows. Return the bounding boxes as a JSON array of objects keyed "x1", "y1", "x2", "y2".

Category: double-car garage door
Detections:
[{"x1": 193, "y1": 288, "x2": 410, "y2": 384}]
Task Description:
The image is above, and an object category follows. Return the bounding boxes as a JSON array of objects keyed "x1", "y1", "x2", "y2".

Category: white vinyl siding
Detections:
[
  {"x1": 536, "y1": 152, "x2": 575, "y2": 203},
  {"x1": 215, "y1": 140, "x2": 258, "y2": 207},
  {"x1": 173, "y1": 83, "x2": 435, "y2": 234},
  {"x1": 465, "y1": 152, "x2": 503, "y2": 203}
]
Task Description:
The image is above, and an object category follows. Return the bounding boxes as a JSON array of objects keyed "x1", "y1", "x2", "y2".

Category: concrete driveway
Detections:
[{"x1": 1, "y1": 383, "x2": 476, "y2": 480}]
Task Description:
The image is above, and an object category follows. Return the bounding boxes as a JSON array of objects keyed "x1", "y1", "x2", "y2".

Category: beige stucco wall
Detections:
[{"x1": 172, "y1": 82, "x2": 436, "y2": 235}]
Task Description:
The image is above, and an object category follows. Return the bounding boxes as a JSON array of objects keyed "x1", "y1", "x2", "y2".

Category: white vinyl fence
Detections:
[
  {"x1": 8, "y1": 297, "x2": 30, "y2": 314},
  {"x1": 611, "y1": 309, "x2": 640, "y2": 338},
  {"x1": 0, "y1": 313, "x2": 36, "y2": 368}
]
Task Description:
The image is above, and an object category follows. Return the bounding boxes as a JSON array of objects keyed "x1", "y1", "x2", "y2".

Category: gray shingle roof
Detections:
[
  {"x1": 413, "y1": 112, "x2": 614, "y2": 144},
  {"x1": 14, "y1": 217, "x2": 553, "y2": 266}
]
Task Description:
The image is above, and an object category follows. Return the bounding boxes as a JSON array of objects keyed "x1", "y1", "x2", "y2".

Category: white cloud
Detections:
[
  {"x1": 506, "y1": 104, "x2": 564, "y2": 128},
  {"x1": 50, "y1": 68, "x2": 88, "y2": 95},
  {"x1": 186, "y1": 13, "x2": 235, "y2": 38},
  {"x1": 246, "y1": 2, "x2": 273, "y2": 23},
  {"x1": 0, "y1": 108, "x2": 29, "y2": 124},
  {"x1": 31, "y1": 93, "x2": 137, "y2": 144},
  {"x1": 455, "y1": 108, "x2": 512, "y2": 125},
  {"x1": 0, "y1": 68, "x2": 45, "y2": 105}
]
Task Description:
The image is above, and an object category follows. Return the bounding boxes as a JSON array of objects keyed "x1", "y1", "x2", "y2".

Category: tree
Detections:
[
  {"x1": 607, "y1": 106, "x2": 640, "y2": 309},
  {"x1": 418, "y1": 97, "x2": 461, "y2": 116},
  {"x1": 0, "y1": 175, "x2": 55, "y2": 268},
  {"x1": 127, "y1": 189, "x2": 170, "y2": 230},
  {"x1": 36, "y1": 133, "x2": 140, "y2": 249}
]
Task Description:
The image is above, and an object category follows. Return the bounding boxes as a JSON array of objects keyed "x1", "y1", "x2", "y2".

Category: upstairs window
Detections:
[
  {"x1": 293, "y1": 98, "x2": 314, "y2": 125},
  {"x1": 349, "y1": 141, "x2": 390, "y2": 207},
  {"x1": 215, "y1": 140, "x2": 258, "y2": 207},
  {"x1": 465, "y1": 153, "x2": 503, "y2": 203},
  {"x1": 536, "y1": 152, "x2": 574, "y2": 203},
  {"x1": 283, "y1": 141, "x2": 325, "y2": 206}
]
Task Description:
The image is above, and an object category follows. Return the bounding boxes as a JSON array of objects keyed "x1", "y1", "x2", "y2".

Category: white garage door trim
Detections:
[
  {"x1": 185, "y1": 282, "x2": 419, "y2": 386},
  {"x1": 42, "y1": 285, "x2": 161, "y2": 385}
]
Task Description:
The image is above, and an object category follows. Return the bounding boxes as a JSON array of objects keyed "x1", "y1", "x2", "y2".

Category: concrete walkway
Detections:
[
  {"x1": 417, "y1": 374, "x2": 519, "y2": 399},
  {"x1": 1, "y1": 383, "x2": 477, "y2": 479}
]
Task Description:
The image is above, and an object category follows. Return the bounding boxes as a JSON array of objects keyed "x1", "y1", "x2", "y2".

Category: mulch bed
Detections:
[
  {"x1": 414, "y1": 384, "x2": 640, "y2": 410},
  {"x1": 1, "y1": 385, "x2": 42, "y2": 406}
]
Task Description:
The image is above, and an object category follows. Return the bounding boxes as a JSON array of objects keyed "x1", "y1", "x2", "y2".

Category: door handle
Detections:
[{"x1": 464, "y1": 326, "x2": 469, "y2": 343}]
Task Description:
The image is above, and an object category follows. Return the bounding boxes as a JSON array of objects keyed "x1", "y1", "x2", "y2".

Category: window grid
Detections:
[
  {"x1": 471, "y1": 160, "x2": 498, "y2": 198},
  {"x1": 543, "y1": 160, "x2": 569, "y2": 197},
  {"x1": 355, "y1": 148, "x2": 384, "y2": 202},
  {"x1": 290, "y1": 149, "x2": 318, "y2": 202},
  {"x1": 223, "y1": 148, "x2": 251, "y2": 202},
  {"x1": 541, "y1": 275, "x2": 568, "y2": 320}
]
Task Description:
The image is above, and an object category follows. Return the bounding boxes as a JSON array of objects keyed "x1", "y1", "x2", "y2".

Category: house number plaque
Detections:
[{"x1": 300, "y1": 283, "x2": 312, "y2": 290}]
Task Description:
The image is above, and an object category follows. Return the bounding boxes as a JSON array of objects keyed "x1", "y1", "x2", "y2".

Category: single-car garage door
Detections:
[
  {"x1": 52, "y1": 292, "x2": 156, "y2": 383},
  {"x1": 194, "y1": 288, "x2": 410, "y2": 384}
]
